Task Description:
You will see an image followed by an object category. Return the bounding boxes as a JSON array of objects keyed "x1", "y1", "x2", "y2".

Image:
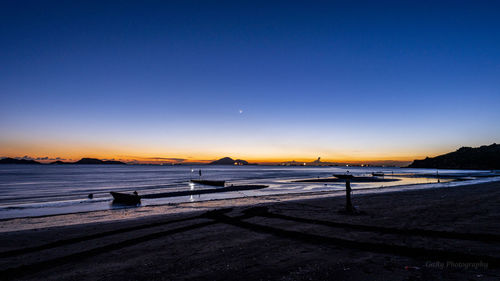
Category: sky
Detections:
[{"x1": 1, "y1": 0, "x2": 499, "y2": 164}]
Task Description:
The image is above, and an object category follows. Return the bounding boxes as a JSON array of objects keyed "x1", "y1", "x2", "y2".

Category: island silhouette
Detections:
[
  {"x1": 209, "y1": 157, "x2": 249, "y2": 165},
  {"x1": 2, "y1": 144, "x2": 500, "y2": 169},
  {"x1": 0, "y1": 157, "x2": 126, "y2": 165},
  {"x1": 0, "y1": 158, "x2": 41, "y2": 164},
  {"x1": 408, "y1": 143, "x2": 500, "y2": 170}
]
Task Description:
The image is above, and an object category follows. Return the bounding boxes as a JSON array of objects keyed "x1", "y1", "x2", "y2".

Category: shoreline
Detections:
[
  {"x1": 1, "y1": 176, "x2": 499, "y2": 232},
  {"x1": 1, "y1": 179, "x2": 500, "y2": 280},
  {"x1": 1, "y1": 165, "x2": 497, "y2": 223}
]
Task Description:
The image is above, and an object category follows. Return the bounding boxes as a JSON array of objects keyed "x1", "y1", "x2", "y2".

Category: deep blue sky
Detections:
[{"x1": 1, "y1": 0, "x2": 499, "y2": 162}]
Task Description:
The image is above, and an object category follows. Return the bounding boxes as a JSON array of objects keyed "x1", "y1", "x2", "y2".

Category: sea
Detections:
[{"x1": 0, "y1": 164, "x2": 498, "y2": 220}]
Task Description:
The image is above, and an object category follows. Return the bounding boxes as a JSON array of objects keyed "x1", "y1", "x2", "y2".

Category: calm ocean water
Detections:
[{"x1": 0, "y1": 165, "x2": 496, "y2": 219}]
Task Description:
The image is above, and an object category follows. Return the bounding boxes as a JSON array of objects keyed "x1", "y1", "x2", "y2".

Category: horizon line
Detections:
[{"x1": 0, "y1": 155, "x2": 415, "y2": 166}]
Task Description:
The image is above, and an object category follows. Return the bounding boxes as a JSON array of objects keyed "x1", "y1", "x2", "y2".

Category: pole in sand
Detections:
[{"x1": 345, "y1": 178, "x2": 354, "y2": 213}]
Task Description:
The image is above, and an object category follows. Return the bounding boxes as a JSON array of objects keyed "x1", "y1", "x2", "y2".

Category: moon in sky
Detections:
[{"x1": 239, "y1": 109, "x2": 243, "y2": 114}]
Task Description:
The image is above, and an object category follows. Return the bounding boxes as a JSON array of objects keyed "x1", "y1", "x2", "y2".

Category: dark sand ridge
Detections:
[
  {"x1": 293, "y1": 177, "x2": 400, "y2": 183},
  {"x1": 1, "y1": 181, "x2": 500, "y2": 280}
]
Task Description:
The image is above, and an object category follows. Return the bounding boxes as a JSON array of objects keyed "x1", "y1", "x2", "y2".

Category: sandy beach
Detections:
[
  {"x1": 3, "y1": 1, "x2": 500, "y2": 280},
  {"x1": 1, "y1": 180, "x2": 500, "y2": 280}
]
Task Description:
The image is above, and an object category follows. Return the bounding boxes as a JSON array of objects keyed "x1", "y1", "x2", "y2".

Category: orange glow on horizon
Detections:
[
  {"x1": 0, "y1": 150, "x2": 430, "y2": 165},
  {"x1": 0, "y1": 137, "x2": 450, "y2": 165}
]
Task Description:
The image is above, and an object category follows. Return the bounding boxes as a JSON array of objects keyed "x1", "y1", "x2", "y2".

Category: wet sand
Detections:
[{"x1": 1, "y1": 181, "x2": 500, "y2": 280}]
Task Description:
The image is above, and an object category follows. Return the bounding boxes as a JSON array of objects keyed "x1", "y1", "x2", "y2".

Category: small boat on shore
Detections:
[
  {"x1": 333, "y1": 174, "x2": 354, "y2": 180},
  {"x1": 190, "y1": 179, "x2": 225, "y2": 187},
  {"x1": 372, "y1": 172, "x2": 385, "y2": 177},
  {"x1": 110, "y1": 191, "x2": 141, "y2": 205}
]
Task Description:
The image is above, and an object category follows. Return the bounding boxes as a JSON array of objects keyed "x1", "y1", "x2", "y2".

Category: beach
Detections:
[
  {"x1": 0, "y1": 164, "x2": 491, "y2": 220},
  {"x1": 1, "y1": 180, "x2": 500, "y2": 280},
  {"x1": 3, "y1": 1, "x2": 500, "y2": 280}
]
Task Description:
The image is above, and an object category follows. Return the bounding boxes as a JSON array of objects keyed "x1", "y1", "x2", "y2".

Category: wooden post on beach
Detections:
[{"x1": 345, "y1": 179, "x2": 354, "y2": 213}]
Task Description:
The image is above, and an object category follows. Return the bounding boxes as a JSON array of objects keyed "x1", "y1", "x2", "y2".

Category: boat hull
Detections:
[
  {"x1": 110, "y1": 192, "x2": 141, "y2": 205},
  {"x1": 333, "y1": 174, "x2": 354, "y2": 180}
]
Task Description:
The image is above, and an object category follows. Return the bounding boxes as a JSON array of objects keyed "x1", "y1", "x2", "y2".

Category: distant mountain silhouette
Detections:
[
  {"x1": 210, "y1": 157, "x2": 249, "y2": 165},
  {"x1": 49, "y1": 160, "x2": 69, "y2": 165},
  {"x1": 408, "y1": 143, "x2": 500, "y2": 170},
  {"x1": 1, "y1": 157, "x2": 127, "y2": 165},
  {"x1": 0, "y1": 157, "x2": 41, "y2": 164},
  {"x1": 73, "y1": 158, "x2": 126, "y2": 165}
]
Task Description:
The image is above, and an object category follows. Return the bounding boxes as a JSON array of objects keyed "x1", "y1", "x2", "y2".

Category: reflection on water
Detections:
[
  {"x1": 110, "y1": 201, "x2": 141, "y2": 209},
  {"x1": 0, "y1": 164, "x2": 497, "y2": 219}
]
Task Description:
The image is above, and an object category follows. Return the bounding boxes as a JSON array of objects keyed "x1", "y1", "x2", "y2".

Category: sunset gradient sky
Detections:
[{"x1": 1, "y1": 1, "x2": 500, "y2": 164}]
